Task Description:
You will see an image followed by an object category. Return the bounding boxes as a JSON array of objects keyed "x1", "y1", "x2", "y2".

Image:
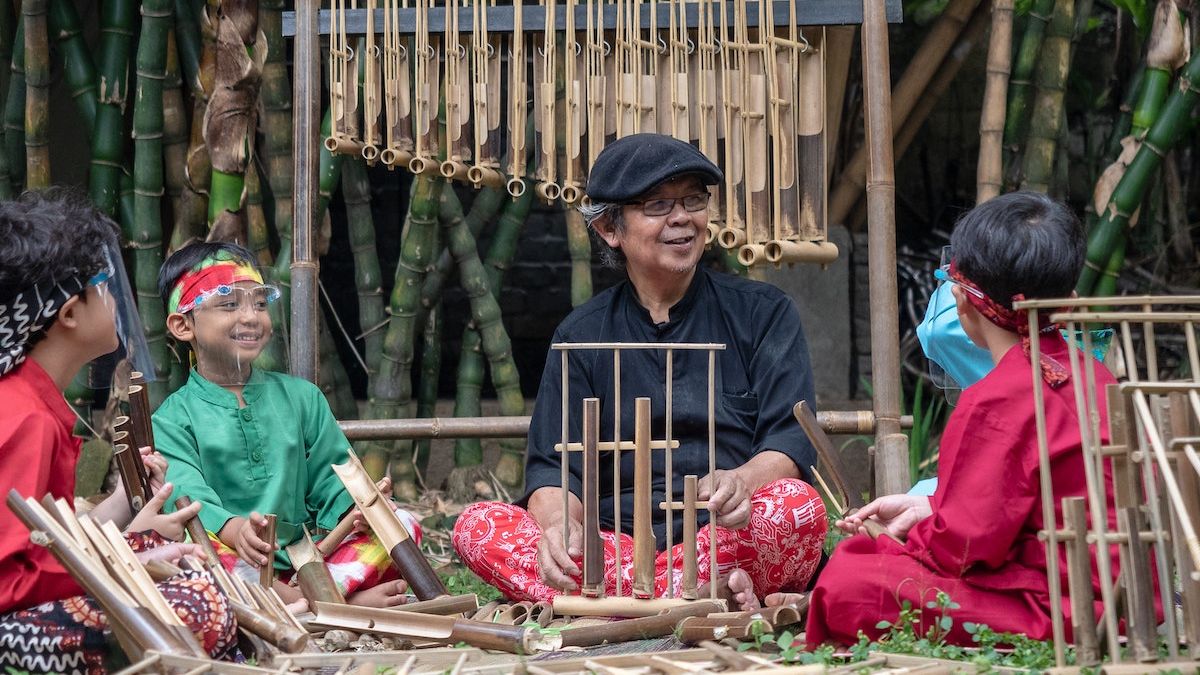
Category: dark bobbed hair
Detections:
[
  {"x1": 158, "y1": 241, "x2": 259, "y2": 309},
  {"x1": 950, "y1": 191, "x2": 1084, "y2": 305},
  {"x1": 0, "y1": 188, "x2": 120, "y2": 346}
]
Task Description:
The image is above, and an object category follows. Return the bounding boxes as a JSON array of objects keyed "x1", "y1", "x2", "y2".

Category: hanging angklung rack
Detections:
[{"x1": 286, "y1": 0, "x2": 903, "y2": 266}]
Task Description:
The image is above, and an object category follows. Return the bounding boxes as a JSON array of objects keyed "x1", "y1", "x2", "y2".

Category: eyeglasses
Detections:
[
  {"x1": 193, "y1": 285, "x2": 281, "y2": 314},
  {"x1": 625, "y1": 192, "x2": 710, "y2": 217},
  {"x1": 933, "y1": 264, "x2": 987, "y2": 301}
]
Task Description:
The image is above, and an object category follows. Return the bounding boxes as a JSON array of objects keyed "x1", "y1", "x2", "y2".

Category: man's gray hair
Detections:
[{"x1": 577, "y1": 200, "x2": 626, "y2": 269}]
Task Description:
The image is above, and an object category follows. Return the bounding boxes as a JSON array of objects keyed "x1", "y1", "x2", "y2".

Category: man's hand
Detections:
[
  {"x1": 836, "y1": 494, "x2": 931, "y2": 540},
  {"x1": 697, "y1": 469, "x2": 752, "y2": 530},
  {"x1": 125, "y1": 483, "x2": 203, "y2": 541},
  {"x1": 222, "y1": 512, "x2": 275, "y2": 568},
  {"x1": 536, "y1": 515, "x2": 583, "y2": 592}
]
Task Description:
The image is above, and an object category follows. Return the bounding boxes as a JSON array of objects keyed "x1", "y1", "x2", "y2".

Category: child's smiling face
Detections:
[{"x1": 184, "y1": 281, "x2": 274, "y2": 380}]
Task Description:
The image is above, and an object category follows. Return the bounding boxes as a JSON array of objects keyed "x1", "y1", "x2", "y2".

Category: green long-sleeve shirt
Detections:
[{"x1": 153, "y1": 368, "x2": 355, "y2": 569}]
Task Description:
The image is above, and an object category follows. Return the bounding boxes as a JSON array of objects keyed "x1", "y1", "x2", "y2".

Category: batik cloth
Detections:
[
  {"x1": 0, "y1": 531, "x2": 237, "y2": 675},
  {"x1": 453, "y1": 478, "x2": 826, "y2": 603},
  {"x1": 205, "y1": 514, "x2": 421, "y2": 596}
]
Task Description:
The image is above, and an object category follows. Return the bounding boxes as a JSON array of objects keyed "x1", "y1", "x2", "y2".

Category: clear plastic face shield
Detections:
[
  {"x1": 915, "y1": 246, "x2": 993, "y2": 405},
  {"x1": 88, "y1": 242, "x2": 156, "y2": 388},
  {"x1": 182, "y1": 281, "x2": 280, "y2": 387}
]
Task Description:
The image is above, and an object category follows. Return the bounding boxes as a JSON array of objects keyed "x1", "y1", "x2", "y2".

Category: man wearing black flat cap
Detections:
[{"x1": 452, "y1": 134, "x2": 826, "y2": 604}]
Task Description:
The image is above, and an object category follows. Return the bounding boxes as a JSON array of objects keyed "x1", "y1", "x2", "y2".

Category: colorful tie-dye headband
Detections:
[{"x1": 168, "y1": 255, "x2": 265, "y2": 314}]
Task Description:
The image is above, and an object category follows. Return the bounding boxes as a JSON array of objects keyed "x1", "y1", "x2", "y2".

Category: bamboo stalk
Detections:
[
  {"x1": 363, "y1": 175, "x2": 444, "y2": 484},
  {"x1": 1000, "y1": 0, "x2": 1053, "y2": 186},
  {"x1": 565, "y1": 209, "x2": 593, "y2": 307},
  {"x1": 22, "y1": 0, "x2": 49, "y2": 188},
  {"x1": 163, "y1": 28, "x2": 189, "y2": 223},
  {"x1": 173, "y1": 0, "x2": 219, "y2": 252},
  {"x1": 417, "y1": 188, "x2": 506, "y2": 333},
  {"x1": 205, "y1": 0, "x2": 264, "y2": 244},
  {"x1": 173, "y1": 0, "x2": 201, "y2": 96},
  {"x1": 318, "y1": 310, "x2": 358, "y2": 421},
  {"x1": 343, "y1": 159, "x2": 384, "y2": 373},
  {"x1": 976, "y1": 0, "x2": 1013, "y2": 202},
  {"x1": 415, "y1": 304, "x2": 440, "y2": 475},
  {"x1": 829, "y1": 0, "x2": 980, "y2": 226},
  {"x1": 0, "y1": 1, "x2": 11, "y2": 201},
  {"x1": 133, "y1": 0, "x2": 174, "y2": 407},
  {"x1": 4, "y1": 15, "x2": 24, "y2": 192},
  {"x1": 1078, "y1": 50, "x2": 1200, "y2": 295},
  {"x1": 259, "y1": 0, "x2": 293, "y2": 254},
  {"x1": 1132, "y1": 0, "x2": 1185, "y2": 137},
  {"x1": 47, "y1": 0, "x2": 97, "y2": 146},
  {"x1": 90, "y1": 0, "x2": 136, "y2": 217},
  {"x1": 245, "y1": 161, "x2": 271, "y2": 264},
  {"x1": 1019, "y1": 0, "x2": 1074, "y2": 193}
]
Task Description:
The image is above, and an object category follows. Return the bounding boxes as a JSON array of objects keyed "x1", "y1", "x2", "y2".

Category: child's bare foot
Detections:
[
  {"x1": 763, "y1": 592, "x2": 806, "y2": 608},
  {"x1": 728, "y1": 569, "x2": 761, "y2": 611},
  {"x1": 347, "y1": 579, "x2": 409, "y2": 608}
]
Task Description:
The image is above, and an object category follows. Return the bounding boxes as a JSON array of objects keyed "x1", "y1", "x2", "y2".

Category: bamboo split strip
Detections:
[{"x1": 554, "y1": 439, "x2": 680, "y2": 452}]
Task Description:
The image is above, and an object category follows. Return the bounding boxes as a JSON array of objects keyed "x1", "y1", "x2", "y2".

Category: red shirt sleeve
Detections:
[{"x1": 0, "y1": 412, "x2": 83, "y2": 612}]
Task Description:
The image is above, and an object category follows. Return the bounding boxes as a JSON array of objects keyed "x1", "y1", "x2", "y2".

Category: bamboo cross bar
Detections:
[
  {"x1": 308, "y1": 602, "x2": 559, "y2": 653},
  {"x1": 554, "y1": 439, "x2": 680, "y2": 452},
  {"x1": 287, "y1": 526, "x2": 347, "y2": 604},
  {"x1": 332, "y1": 449, "x2": 448, "y2": 599},
  {"x1": 582, "y1": 397, "x2": 603, "y2": 597},
  {"x1": 256, "y1": 514, "x2": 277, "y2": 587},
  {"x1": 632, "y1": 396, "x2": 656, "y2": 599}
]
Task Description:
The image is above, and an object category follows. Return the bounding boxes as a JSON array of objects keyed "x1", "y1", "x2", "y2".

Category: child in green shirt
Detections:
[{"x1": 154, "y1": 242, "x2": 418, "y2": 607}]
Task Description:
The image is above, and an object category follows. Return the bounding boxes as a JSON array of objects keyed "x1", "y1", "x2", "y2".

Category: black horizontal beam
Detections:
[{"x1": 283, "y1": 1, "x2": 902, "y2": 37}]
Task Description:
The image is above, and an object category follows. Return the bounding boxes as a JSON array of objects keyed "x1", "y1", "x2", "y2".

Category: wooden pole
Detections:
[
  {"x1": 633, "y1": 396, "x2": 655, "y2": 599},
  {"x1": 860, "y1": 0, "x2": 909, "y2": 496},
  {"x1": 682, "y1": 474, "x2": 698, "y2": 599},
  {"x1": 290, "y1": 0, "x2": 319, "y2": 382},
  {"x1": 582, "y1": 397, "x2": 603, "y2": 597}
]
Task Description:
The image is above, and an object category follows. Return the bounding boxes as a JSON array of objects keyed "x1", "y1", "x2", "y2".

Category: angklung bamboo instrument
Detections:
[
  {"x1": 467, "y1": 0, "x2": 504, "y2": 189},
  {"x1": 506, "y1": 0, "x2": 529, "y2": 196},
  {"x1": 581, "y1": 397, "x2": 603, "y2": 597},
  {"x1": 361, "y1": 0, "x2": 382, "y2": 163},
  {"x1": 614, "y1": 0, "x2": 637, "y2": 136},
  {"x1": 632, "y1": 396, "x2": 655, "y2": 599},
  {"x1": 327, "y1": 0, "x2": 363, "y2": 154},
  {"x1": 666, "y1": 0, "x2": 690, "y2": 142},
  {"x1": 123, "y1": 372, "x2": 156, "y2": 511},
  {"x1": 637, "y1": 0, "x2": 660, "y2": 133},
  {"x1": 308, "y1": 601, "x2": 559, "y2": 653},
  {"x1": 332, "y1": 448, "x2": 448, "y2": 599},
  {"x1": 409, "y1": 0, "x2": 441, "y2": 175},
  {"x1": 695, "y1": 0, "x2": 722, "y2": 244},
  {"x1": 440, "y1": 0, "x2": 472, "y2": 182},
  {"x1": 255, "y1": 513, "x2": 277, "y2": 587},
  {"x1": 736, "y1": 0, "x2": 769, "y2": 267},
  {"x1": 286, "y1": 526, "x2": 347, "y2": 604},
  {"x1": 7, "y1": 491, "x2": 193, "y2": 660},
  {"x1": 584, "y1": 0, "x2": 608, "y2": 175},
  {"x1": 380, "y1": 0, "x2": 415, "y2": 168},
  {"x1": 532, "y1": 0, "x2": 560, "y2": 202},
  {"x1": 765, "y1": 6, "x2": 798, "y2": 255},
  {"x1": 559, "y1": 0, "x2": 586, "y2": 204},
  {"x1": 716, "y1": 0, "x2": 746, "y2": 251}
]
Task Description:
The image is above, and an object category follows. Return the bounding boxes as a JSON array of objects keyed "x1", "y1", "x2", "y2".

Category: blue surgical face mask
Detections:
[{"x1": 915, "y1": 282, "x2": 995, "y2": 397}]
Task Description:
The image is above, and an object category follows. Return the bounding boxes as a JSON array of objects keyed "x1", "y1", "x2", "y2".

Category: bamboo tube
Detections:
[
  {"x1": 128, "y1": 374, "x2": 157, "y2": 458},
  {"x1": 3, "y1": 15, "x2": 24, "y2": 192},
  {"x1": 163, "y1": 28, "x2": 189, "y2": 225},
  {"x1": 1077, "y1": 50, "x2": 1200, "y2": 296},
  {"x1": 1116, "y1": 506, "x2": 1158, "y2": 660},
  {"x1": 551, "y1": 595, "x2": 712, "y2": 618},
  {"x1": 362, "y1": 174, "x2": 443, "y2": 483},
  {"x1": 287, "y1": 527, "x2": 346, "y2": 604},
  {"x1": 682, "y1": 474, "x2": 698, "y2": 599},
  {"x1": 133, "y1": 1, "x2": 173, "y2": 404},
  {"x1": 174, "y1": 496, "x2": 219, "y2": 566},
  {"x1": 532, "y1": 0, "x2": 558, "y2": 203},
  {"x1": 7, "y1": 492, "x2": 189, "y2": 660},
  {"x1": 308, "y1": 602, "x2": 555, "y2": 653},
  {"x1": 467, "y1": 1, "x2": 503, "y2": 189},
  {"x1": 633, "y1": 397, "x2": 655, "y2": 599},
  {"x1": 557, "y1": 601, "x2": 724, "y2": 648},
  {"x1": 976, "y1": 0, "x2": 1013, "y2": 203},
  {"x1": 89, "y1": 0, "x2": 136, "y2": 216},
  {"x1": 439, "y1": 0, "x2": 470, "y2": 182},
  {"x1": 1018, "y1": 0, "x2": 1074, "y2": 194},
  {"x1": 1061, "y1": 497, "x2": 1100, "y2": 666},
  {"x1": 114, "y1": 444, "x2": 151, "y2": 513},
  {"x1": 391, "y1": 593, "x2": 479, "y2": 616},
  {"x1": 716, "y1": 0, "x2": 745, "y2": 250},
  {"x1": 256, "y1": 514, "x2": 277, "y2": 587},
  {"x1": 333, "y1": 449, "x2": 448, "y2": 600},
  {"x1": 229, "y1": 599, "x2": 309, "y2": 653},
  {"x1": 830, "y1": 0, "x2": 980, "y2": 226},
  {"x1": 860, "y1": 0, "x2": 909, "y2": 496},
  {"x1": 22, "y1": 0, "x2": 49, "y2": 188},
  {"x1": 289, "y1": 0, "x2": 320, "y2": 382},
  {"x1": 582, "y1": 397, "x2": 602, "y2": 597}
]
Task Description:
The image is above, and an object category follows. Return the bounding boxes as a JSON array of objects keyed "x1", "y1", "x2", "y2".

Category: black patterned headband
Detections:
[{"x1": 0, "y1": 274, "x2": 89, "y2": 377}]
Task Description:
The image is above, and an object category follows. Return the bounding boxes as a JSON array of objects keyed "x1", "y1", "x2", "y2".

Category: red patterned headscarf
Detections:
[{"x1": 947, "y1": 261, "x2": 1070, "y2": 388}]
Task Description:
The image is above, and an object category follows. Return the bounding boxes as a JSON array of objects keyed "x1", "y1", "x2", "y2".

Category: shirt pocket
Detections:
[{"x1": 722, "y1": 391, "x2": 759, "y2": 414}]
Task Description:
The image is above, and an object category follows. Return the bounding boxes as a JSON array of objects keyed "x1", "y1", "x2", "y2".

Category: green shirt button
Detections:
[
  {"x1": 242, "y1": 410, "x2": 252, "y2": 421},
  {"x1": 252, "y1": 451, "x2": 263, "y2": 461}
]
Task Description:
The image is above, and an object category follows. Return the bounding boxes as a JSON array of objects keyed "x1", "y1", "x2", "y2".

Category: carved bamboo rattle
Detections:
[
  {"x1": 440, "y1": 0, "x2": 472, "y2": 182},
  {"x1": 533, "y1": 0, "x2": 560, "y2": 202},
  {"x1": 506, "y1": 0, "x2": 529, "y2": 196},
  {"x1": 468, "y1": 0, "x2": 505, "y2": 189},
  {"x1": 379, "y1": 0, "x2": 415, "y2": 168}
]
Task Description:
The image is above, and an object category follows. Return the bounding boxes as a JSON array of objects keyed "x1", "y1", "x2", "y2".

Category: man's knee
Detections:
[
  {"x1": 751, "y1": 478, "x2": 827, "y2": 529},
  {"x1": 451, "y1": 502, "x2": 524, "y2": 557}
]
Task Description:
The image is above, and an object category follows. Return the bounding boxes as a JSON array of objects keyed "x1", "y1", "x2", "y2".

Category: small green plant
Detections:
[{"x1": 440, "y1": 566, "x2": 504, "y2": 603}]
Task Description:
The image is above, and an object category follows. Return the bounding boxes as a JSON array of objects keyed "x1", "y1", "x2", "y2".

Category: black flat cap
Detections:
[{"x1": 585, "y1": 133, "x2": 723, "y2": 203}]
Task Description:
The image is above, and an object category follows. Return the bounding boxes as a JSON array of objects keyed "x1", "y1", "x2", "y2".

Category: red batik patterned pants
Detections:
[{"x1": 452, "y1": 478, "x2": 826, "y2": 603}]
